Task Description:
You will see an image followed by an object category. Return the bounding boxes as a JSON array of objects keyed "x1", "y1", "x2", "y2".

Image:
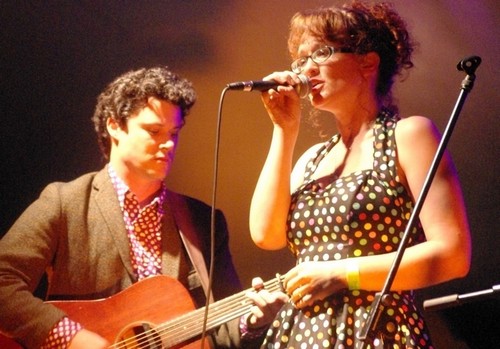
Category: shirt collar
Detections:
[{"x1": 107, "y1": 164, "x2": 167, "y2": 214}]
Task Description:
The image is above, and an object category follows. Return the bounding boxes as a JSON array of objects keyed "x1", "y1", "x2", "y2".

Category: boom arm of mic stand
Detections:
[
  {"x1": 423, "y1": 284, "x2": 500, "y2": 312},
  {"x1": 357, "y1": 56, "x2": 481, "y2": 348}
]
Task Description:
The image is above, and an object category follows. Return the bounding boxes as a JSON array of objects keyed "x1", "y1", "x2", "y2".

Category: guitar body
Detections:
[{"x1": 0, "y1": 276, "x2": 210, "y2": 348}]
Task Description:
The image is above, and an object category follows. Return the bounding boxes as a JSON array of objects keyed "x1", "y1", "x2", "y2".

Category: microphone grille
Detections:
[{"x1": 296, "y1": 75, "x2": 311, "y2": 98}]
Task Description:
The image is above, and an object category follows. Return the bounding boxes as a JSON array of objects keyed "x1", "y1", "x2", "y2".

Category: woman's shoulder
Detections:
[
  {"x1": 394, "y1": 115, "x2": 441, "y2": 145},
  {"x1": 395, "y1": 115, "x2": 442, "y2": 163},
  {"x1": 396, "y1": 115, "x2": 438, "y2": 133}
]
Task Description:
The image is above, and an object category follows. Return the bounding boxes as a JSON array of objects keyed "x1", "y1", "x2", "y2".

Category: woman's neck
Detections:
[{"x1": 334, "y1": 107, "x2": 379, "y2": 149}]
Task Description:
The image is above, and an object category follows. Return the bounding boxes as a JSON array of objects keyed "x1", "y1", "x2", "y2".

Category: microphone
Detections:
[{"x1": 226, "y1": 75, "x2": 311, "y2": 98}]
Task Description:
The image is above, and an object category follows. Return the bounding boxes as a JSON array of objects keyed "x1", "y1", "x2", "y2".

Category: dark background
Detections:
[{"x1": 1, "y1": 1, "x2": 499, "y2": 348}]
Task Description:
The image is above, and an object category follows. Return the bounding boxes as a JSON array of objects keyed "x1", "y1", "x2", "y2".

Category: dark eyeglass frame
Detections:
[{"x1": 290, "y1": 46, "x2": 352, "y2": 74}]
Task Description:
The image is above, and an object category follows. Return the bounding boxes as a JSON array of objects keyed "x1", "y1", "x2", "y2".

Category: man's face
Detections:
[{"x1": 109, "y1": 97, "x2": 184, "y2": 184}]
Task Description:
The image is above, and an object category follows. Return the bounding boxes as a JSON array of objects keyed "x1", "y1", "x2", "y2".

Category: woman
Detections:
[{"x1": 249, "y1": 1, "x2": 471, "y2": 348}]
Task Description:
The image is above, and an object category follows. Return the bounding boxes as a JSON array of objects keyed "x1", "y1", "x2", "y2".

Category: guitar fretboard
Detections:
[{"x1": 110, "y1": 274, "x2": 284, "y2": 349}]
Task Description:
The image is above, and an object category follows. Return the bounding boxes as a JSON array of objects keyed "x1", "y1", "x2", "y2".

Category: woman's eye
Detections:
[{"x1": 315, "y1": 49, "x2": 329, "y2": 58}]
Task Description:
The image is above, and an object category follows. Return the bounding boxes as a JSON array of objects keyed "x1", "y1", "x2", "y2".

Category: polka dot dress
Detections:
[{"x1": 262, "y1": 112, "x2": 434, "y2": 349}]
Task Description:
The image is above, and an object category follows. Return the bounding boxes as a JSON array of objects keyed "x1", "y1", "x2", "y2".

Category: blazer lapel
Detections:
[
  {"x1": 92, "y1": 167, "x2": 136, "y2": 280},
  {"x1": 165, "y1": 190, "x2": 213, "y2": 302},
  {"x1": 90, "y1": 170, "x2": 211, "y2": 295}
]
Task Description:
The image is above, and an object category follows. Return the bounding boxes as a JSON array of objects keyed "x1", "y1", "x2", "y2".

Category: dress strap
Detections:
[
  {"x1": 303, "y1": 134, "x2": 340, "y2": 182},
  {"x1": 372, "y1": 109, "x2": 400, "y2": 182},
  {"x1": 301, "y1": 110, "x2": 400, "y2": 185}
]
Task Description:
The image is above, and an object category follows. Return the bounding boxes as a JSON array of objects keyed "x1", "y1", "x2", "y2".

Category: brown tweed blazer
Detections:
[{"x1": 0, "y1": 167, "x2": 244, "y2": 348}]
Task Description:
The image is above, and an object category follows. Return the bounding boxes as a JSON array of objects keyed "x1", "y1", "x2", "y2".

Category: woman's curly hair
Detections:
[
  {"x1": 92, "y1": 66, "x2": 197, "y2": 160},
  {"x1": 288, "y1": 1, "x2": 416, "y2": 122}
]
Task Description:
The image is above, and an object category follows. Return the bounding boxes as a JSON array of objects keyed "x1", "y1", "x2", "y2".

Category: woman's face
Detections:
[{"x1": 296, "y1": 37, "x2": 369, "y2": 113}]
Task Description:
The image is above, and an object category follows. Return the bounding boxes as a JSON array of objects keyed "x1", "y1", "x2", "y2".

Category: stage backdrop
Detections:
[{"x1": 1, "y1": 1, "x2": 498, "y2": 348}]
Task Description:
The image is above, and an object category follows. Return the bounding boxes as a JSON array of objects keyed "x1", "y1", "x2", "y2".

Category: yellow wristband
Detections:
[{"x1": 346, "y1": 261, "x2": 360, "y2": 290}]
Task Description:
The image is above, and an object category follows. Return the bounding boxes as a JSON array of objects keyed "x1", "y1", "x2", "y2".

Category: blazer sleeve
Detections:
[{"x1": 0, "y1": 183, "x2": 68, "y2": 349}]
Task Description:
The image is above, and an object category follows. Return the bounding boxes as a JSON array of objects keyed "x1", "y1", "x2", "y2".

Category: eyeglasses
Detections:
[{"x1": 290, "y1": 46, "x2": 351, "y2": 74}]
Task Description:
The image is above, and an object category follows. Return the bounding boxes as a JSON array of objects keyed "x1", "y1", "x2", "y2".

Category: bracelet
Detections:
[{"x1": 345, "y1": 260, "x2": 360, "y2": 290}]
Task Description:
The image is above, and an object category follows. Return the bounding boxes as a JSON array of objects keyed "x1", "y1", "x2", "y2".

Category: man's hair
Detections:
[{"x1": 92, "y1": 66, "x2": 197, "y2": 160}]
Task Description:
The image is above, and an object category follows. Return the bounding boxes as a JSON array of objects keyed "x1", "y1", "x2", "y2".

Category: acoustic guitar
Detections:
[{"x1": 0, "y1": 274, "x2": 283, "y2": 348}]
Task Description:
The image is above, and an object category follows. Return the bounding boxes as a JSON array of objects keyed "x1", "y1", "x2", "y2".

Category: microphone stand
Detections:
[
  {"x1": 423, "y1": 284, "x2": 500, "y2": 312},
  {"x1": 357, "y1": 55, "x2": 482, "y2": 349}
]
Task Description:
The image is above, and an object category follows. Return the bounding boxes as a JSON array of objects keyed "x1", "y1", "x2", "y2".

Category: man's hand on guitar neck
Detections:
[
  {"x1": 245, "y1": 277, "x2": 289, "y2": 329},
  {"x1": 68, "y1": 329, "x2": 109, "y2": 349}
]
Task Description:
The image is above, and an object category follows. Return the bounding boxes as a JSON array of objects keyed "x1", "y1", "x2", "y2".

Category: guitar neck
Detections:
[{"x1": 151, "y1": 275, "x2": 284, "y2": 348}]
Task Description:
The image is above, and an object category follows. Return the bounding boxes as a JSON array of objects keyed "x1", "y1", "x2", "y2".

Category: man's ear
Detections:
[{"x1": 106, "y1": 117, "x2": 121, "y2": 141}]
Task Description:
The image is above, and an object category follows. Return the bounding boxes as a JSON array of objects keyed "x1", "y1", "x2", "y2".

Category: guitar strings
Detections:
[
  {"x1": 159, "y1": 278, "x2": 284, "y2": 347},
  {"x1": 110, "y1": 276, "x2": 283, "y2": 349},
  {"x1": 111, "y1": 276, "x2": 284, "y2": 349},
  {"x1": 110, "y1": 275, "x2": 284, "y2": 349}
]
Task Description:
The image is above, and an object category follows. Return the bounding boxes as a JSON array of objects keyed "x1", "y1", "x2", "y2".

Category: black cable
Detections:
[{"x1": 200, "y1": 86, "x2": 230, "y2": 347}]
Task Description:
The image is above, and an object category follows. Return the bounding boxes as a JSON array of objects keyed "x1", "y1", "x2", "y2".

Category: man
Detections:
[{"x1": 0, "y1": 67, "x2": 285, "y2": 348}]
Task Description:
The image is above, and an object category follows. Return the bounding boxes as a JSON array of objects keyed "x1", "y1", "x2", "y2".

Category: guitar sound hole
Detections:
[{"x1": 115, "y1": 322, "x2": 163, "y2": 348}]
